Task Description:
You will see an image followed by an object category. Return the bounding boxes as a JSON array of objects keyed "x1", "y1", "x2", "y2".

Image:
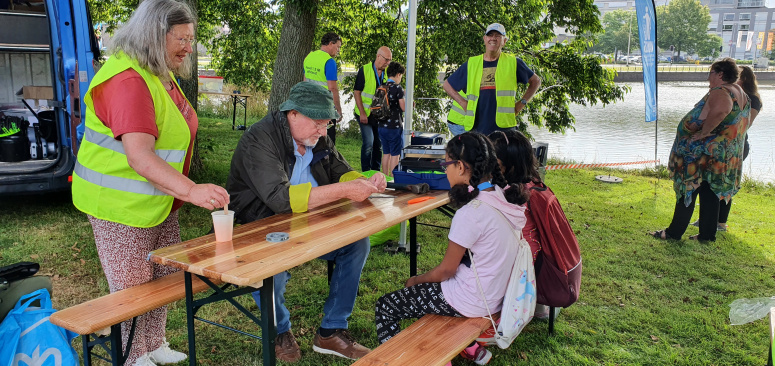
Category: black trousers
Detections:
[
  {"x1": 327, "y1": 119, "x2": 337, "y2": 145},
  {"x1": 375, "y1": 282, "x2": 462, "y2": 344},
  {"x1": 666, "y1": 181, "x2": 719, "y2": 241}
]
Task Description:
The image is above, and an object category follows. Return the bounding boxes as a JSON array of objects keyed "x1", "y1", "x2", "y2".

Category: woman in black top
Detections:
[{"x1": 706, "y1": 65, "x2": 761, "y2": 231}]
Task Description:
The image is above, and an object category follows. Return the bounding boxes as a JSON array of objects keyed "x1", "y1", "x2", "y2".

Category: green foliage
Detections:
[
  {"x1": 696, "y1": 33, "x2": 723, "y2": 59},
  {"x1": 592, "y1": 9, "x2": 640, "y2": 55},
  {"x1": 657, "y1": 0, "x2": 712, "y2": 57},
  {"x1": 198, "y1": 0, "x2": 281, "y2": 92},
  {"x1": 2, "y1": 122, "x2": 774, "y2": 366},
  {"x1": 88, "y1": 0, "x2": 627, "y2": 134}
]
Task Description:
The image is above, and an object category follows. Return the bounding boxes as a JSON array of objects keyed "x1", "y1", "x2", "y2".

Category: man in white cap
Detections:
[{"x1": 443, "y1": 23, "x2": 541, "y2": 136}]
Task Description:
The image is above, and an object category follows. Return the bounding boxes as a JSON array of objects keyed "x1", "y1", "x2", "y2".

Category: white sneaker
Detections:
[
  {"x1": 134, "y1": 353, "x2": 157, "y2": 366},
  {"x1": 148, "y1": 339, "x2": 187, "y2": 365}
]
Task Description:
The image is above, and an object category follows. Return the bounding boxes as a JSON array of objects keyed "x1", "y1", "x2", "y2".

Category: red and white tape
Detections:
[{"x1": 545, "y1": 159, "x2": 660, "y2": 171}]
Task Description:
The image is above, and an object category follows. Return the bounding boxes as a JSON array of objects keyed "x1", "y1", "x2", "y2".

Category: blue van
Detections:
[{"x1": 0, "y1": 0, "x2": 96, "y2": 194}]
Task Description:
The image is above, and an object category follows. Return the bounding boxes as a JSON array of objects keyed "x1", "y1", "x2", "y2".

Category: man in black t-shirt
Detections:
[
  {"x1": 354, "y1": 46, "x2": 392, "y2": 172},
  {"x1": 442, "y1": 23, "x2": 541, "y2": 136}
]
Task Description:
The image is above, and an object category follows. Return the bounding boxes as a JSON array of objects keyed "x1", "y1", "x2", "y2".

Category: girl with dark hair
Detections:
[
  {"x1": 485, "y1": 130, "x2": 558, "y2": 326},
  {"x1": 375, "y1": 132, "x2": 528, "y2": 365},
  {"x1": 692, "y1": 65, "x2": 761, "y2": 231}
]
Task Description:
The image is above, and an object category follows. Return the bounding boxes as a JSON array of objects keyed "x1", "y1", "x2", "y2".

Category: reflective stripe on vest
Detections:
[
  {"x1": 445, "y1": 54, "x2": 519, "y2": 131},
  {"x1": 303, "y1": 50, "x2": 333, "y2": 90},
  {"x1": 71, "y1": 52, "x2": 191, "y2": 228},
  {"x1": 84, "y1": 127, "x2": 186, "y2": 163},
  {"x1": 354, "y1": 62, "x2": 387, "y2": 117}
]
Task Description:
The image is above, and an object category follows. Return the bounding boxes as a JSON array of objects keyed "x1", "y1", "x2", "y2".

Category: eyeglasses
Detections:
[
  {"x1": 174, "y1": 37, "x2": 196, "y2": 46},
  {"x1": 439, "y1": 160, "x2": 459, "y2": 171},
  {"x1": 312, "y1": 120, "x2": 335, "y2": 131},
  {"x1": 379, "y1": 54, "x2": 392, "y2": 62}
]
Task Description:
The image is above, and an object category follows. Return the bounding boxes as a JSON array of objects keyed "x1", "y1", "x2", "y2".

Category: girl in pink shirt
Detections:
[{"x1": 375, "y1": 132, "x2": 529, "y2": 365}]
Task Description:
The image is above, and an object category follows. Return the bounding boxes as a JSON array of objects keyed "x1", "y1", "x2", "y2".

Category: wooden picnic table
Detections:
[{"x1": 149, "y1": 189, "x2": 451, "y2": 366}]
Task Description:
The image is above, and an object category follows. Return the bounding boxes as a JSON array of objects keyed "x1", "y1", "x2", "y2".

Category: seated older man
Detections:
[{"x1": 226, "y1": 81, "x2": 387, "y2": 362}]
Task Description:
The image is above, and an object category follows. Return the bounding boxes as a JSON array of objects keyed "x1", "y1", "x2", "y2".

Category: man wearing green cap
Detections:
[{"x1": 227, "y1": 81, "x2": 385, "y2": 362}]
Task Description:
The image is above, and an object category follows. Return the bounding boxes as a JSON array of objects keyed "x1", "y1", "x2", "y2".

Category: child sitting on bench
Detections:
[{"x1": 374, "y1": 132, "x2": 529, "y2": 365}]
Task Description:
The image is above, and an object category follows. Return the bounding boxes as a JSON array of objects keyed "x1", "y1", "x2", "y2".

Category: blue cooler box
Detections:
[{"x1": 393, "y1": 171, "x2": 450, "y2": 190}]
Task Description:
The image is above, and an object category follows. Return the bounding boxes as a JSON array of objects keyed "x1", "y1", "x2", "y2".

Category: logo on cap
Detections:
[{"x1": 485, "y1": 23, "x2": 507, "y2": 37}]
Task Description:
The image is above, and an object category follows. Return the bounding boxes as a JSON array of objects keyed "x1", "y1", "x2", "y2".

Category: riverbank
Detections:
[{"x1": 2, "y1": 116, "x2": 773, "y2": 365}]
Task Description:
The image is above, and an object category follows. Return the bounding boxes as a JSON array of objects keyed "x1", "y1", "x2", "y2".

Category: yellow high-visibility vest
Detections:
[
  {"x1": 72, "y1": 52, "x2": 191, "y2": 228},
  {"x1": 304, "y1": 50, "x2": 334, "y2": 90},
  {"x1": 446, "y1": 54, "x2": 518, "y2": 130},
  {"x1": 354, "y1": 62, "x2": 387, "y2": 117}
]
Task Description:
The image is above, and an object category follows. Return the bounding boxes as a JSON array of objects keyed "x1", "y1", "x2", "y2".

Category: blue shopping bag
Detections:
[{"x1": 0, "y1": 288, "x2": 79, "y2": 366}]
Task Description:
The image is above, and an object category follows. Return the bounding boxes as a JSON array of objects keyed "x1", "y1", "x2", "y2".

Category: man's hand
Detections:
[
  {"x1": 359, "y1": 114, "x2": 368, "y2": 124},
  {"x1": 345, "y1": 179, "x2": 379, "y2": 202},
  {"x1": 405, "y1": 276, "x2": 418, "y2": 288},
  {"x1": 459, "y1": 100, "x2": 468, "y2": 112},
  {"x1": 367, "y1": 172, "x2": 387, "y2": 192},
  {"x1": 515, "y1": 101, "x2": 526, "y2": 114}
]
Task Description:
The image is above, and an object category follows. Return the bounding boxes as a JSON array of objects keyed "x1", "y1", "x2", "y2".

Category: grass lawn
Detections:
[{"x1": 1, "y1": 115, "x2": 774, "y2": 365}]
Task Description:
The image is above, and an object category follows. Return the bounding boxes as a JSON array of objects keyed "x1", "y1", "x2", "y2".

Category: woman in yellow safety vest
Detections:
[{"x1": 71, "y1": 0, "x2": 229, "y2": 365}]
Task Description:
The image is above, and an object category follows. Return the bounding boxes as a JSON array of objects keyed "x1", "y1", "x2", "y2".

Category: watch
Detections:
[{"x1": 519, "y1": 98, "x2": 528, "y2": 105}]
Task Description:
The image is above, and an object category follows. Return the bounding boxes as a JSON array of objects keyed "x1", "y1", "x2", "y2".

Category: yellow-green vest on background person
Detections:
[
  {"x1": 354, "y1": 62, "x2": 388, "y2": 118},
  {"x1": 72, "y1": 52, "x2": 191, "y2": 228},
  {"x1": 446, "y1": 90, "x2": 468, "y2": 126},
  {"x1": 446, "y1": 53, "x2": 518, "y2": 131},
  {"x1": 304, "y1": 50, "x2": 333, "y2": 89}
]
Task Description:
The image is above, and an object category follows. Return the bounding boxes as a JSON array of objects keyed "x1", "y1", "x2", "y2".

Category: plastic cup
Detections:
[{"x1": 211, "y1": 210, "x2": 235, "y2": 242}]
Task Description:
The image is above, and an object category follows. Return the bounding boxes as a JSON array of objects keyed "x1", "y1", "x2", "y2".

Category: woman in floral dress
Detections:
[{"x1": 651, "y1": 58, "x2": 750, "y2": 242}]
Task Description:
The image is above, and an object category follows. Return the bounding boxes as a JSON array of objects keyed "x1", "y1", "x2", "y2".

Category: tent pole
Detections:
[{"x1": 398, "y1": 0, "x2": 418, "y2": 249}]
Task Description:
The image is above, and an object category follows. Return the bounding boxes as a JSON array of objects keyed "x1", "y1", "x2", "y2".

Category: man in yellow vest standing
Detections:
[
  {"x1": 443, "y1": 23, "x2": 541, "y2": 136},
  {"x1": 354, "y1": 46, "x2": 391, "y2": 172},
  {"x1": 304, "y1": 32, "x2": 343, "y2": 144}
]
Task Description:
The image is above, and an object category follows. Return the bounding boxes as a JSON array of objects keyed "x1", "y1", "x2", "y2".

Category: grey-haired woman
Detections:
[{"x1": 71, "y1": 0, "x2": 228, "y2": 365}]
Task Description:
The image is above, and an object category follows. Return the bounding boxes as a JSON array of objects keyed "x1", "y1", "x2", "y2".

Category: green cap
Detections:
[{"x1": 279, "y1": 81, "x2": 341, "y2": 120}]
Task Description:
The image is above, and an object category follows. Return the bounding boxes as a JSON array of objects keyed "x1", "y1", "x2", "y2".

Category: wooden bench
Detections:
[
  {"x1": 353, "y1": 315, "x2": 492, "y2": 366},
  {"x1": 50, "y1": 271, "x2": 218, "y2": 366}
]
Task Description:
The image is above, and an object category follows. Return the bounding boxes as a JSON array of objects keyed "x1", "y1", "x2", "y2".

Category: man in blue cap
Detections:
[
  {"x1": 227, "y1": 81, "x2": 387, "y2": 362},
  {"x1": 443, "y1": 23, "x2": 542, "y2": 136}
]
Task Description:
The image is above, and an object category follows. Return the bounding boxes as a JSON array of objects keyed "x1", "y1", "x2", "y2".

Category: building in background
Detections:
[
  {"x1": 593, "y1": 0, "x2": 775, "y2": 60},
  {"x1": 703, "y1": 0, "x2": 775, "y2": 60}
]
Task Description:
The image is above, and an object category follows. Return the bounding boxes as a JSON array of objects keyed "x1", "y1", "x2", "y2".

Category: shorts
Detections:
[{"x1": 379, "y1": 127, "x2": 403, "y2": 156}]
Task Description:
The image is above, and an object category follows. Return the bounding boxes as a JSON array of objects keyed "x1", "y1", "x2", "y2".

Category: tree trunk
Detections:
[
  {"x1": 179, "y1": 0, "x2": 203, "y2": 174},
  {"x1": 266, "y1": 0, "x2": 319, "y2": 112}
]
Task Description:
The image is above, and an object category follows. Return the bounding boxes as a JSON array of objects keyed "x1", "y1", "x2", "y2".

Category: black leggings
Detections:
[
  {"x1": 666, "y1": 181, "x2": 720, "y2": 241},
  {"x1": 375, "y1": 282, "x2": 463, "y2": 344}
]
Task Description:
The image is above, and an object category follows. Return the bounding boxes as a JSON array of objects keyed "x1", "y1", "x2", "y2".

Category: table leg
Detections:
[
  {"x1": 185, "y1": 272, "x2": 197, "y2": 366},
  {"x1": 260, "y1": 276, "x2": 276, "y2": 366},
  {"x1": 410, "y1": 217, "x2": 417, "y2": 277},
  {"x1": 231, "y1": 95, "x2": 237, "y2": 130},
  {"x1": 242, "y1": 97, "x2": 247, "y2": 129}
]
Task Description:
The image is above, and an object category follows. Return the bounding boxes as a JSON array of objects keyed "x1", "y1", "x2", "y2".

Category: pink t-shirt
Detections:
[
  {"x1": 441, "y1": 187, "x2": 526, "y2": 317},
  {"x1": 92, "y1": 69, "x2": 198, "y2": 212}
]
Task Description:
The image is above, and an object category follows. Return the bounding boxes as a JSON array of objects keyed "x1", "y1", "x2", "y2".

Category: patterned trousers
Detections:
[
  {"x1": 88, "y1": 212, "x2": 180, "y2": 364},
  {"x1": 375, "y1": 282, "x2": 462, "y2": 344}
]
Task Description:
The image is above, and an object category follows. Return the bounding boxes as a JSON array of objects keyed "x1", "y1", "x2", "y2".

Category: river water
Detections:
[{"x1": 524, "y1": 81, "x2": 775, "y2": 183}]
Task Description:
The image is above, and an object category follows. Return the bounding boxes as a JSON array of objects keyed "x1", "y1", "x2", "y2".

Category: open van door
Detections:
[{"x1": 0, "y1": 0, "x2": 95, "y2": 194}]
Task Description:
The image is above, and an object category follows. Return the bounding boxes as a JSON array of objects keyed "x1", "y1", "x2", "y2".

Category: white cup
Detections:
[{"x1": 211, "y1": 210, "x2": 235, "y2": 242}]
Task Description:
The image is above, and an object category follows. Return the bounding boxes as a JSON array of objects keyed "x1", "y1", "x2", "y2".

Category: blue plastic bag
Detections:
[{"x1": 0, "y1": 288, "x2": 79, "y2": 366}]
